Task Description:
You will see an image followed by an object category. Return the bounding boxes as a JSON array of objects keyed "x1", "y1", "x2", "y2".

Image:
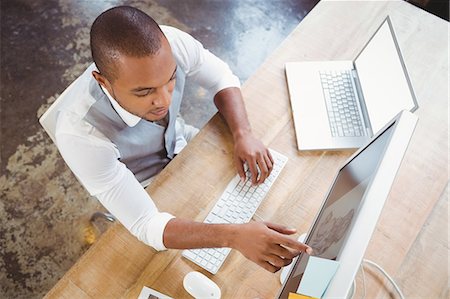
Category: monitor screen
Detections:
[{"x1": 278, "y1": 122, "x2": 395, "y2": 298}]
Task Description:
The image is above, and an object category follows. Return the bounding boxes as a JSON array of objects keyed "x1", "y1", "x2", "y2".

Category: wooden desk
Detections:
[{"x1": 45, "y1": 1, "x2": 449, "y2": 298}]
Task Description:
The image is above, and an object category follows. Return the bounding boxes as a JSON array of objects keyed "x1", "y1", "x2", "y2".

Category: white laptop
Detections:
[
  {"x1": 277, "y1": 110, "x2": 418, "y2": 298},
  {"x1": 285, "y1": 16, "x2": 418, "y2": 151}
]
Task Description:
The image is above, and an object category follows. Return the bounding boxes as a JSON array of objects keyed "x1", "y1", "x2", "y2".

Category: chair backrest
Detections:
[
  {"x1": 39, "y1": 79, "x2": 78, "y2": 145},
  {"x1": 38, "y1": 79, "x2": 84, "y2": 190}
]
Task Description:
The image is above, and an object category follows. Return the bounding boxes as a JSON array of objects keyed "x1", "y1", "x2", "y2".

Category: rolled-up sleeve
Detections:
[{"x1": 96, "y1": 168, "x2": 175, "y2": 251}]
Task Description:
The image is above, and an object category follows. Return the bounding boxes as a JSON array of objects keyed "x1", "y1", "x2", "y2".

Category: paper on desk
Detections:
[
  {"x1": 137, "y1": 286, "x2": 173, "y2": 299},
  {"x1": 296, "y1": 256, "x2": 339, "y2": 299},
  {"x1": 288, "y1": 292, "x2": 318, "y2": 299}
]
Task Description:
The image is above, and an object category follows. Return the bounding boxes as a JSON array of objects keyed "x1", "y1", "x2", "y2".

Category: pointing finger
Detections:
[{"x1": 278, "y1": 235, "x2": 312, "y2": 254}]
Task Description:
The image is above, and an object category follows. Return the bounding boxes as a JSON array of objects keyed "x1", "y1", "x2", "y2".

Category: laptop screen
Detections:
[
  {"x1": 278, "y1": 121, "x2": 395, "y2": 298},
  {"x1": 355, "y1": 18, "x2": 417, "y2": 133}
]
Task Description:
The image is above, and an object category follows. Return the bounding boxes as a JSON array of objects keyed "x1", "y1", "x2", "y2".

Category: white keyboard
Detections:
[{"x1": 182, "y1": 149, "x2": 288, "y2": 274}]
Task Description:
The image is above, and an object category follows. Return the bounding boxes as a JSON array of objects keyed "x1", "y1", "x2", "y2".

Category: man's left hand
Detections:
[{"x1": 233, "y1": 132, "x2": 274, "y2": 185}]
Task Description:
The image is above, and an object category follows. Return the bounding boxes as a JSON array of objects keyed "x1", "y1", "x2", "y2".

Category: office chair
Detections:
[{"x1": 39, "y1": 75, "x2": 116, "y2": 244}]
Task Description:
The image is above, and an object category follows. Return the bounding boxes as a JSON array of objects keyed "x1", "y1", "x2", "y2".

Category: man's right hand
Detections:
[{"x1": 230, "y1": 221, "x2": 313, "y2": 273}]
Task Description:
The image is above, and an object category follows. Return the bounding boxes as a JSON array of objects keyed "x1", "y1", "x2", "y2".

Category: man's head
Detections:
[{"x1": 90, "y1": 6, "x2": 177, "y2": 121}]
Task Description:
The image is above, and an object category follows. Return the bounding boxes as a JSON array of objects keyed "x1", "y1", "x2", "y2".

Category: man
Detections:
[{"x1": 55, "y1": 6, "x2": 311, "y2": 273}]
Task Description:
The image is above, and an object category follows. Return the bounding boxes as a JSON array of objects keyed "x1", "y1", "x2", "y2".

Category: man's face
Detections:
[{"x1": 97, "y1": 37, "x2": 177, "y2": 122}]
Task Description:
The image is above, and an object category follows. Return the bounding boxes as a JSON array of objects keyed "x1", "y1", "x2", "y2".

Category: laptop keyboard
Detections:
[
  {"x1": 182, "y1": 149, "x2": 288, "y2": 274},
  {"x1": 319, "y1": 70, "x2": 365, "y2": 137}
]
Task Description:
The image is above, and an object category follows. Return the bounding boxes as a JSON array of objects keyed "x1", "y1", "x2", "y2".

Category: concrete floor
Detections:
[{"x1": 0, "y1": 0, "x2": 318, "y2": 298}]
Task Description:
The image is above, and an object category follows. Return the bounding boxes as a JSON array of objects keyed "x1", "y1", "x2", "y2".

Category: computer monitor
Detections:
[{"x1": 277, "y1": 110, "x2": 418, "y2": 299}]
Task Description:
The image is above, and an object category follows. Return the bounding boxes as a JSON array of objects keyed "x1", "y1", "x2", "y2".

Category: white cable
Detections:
[
  {"x1": 349, "y1": 263, "x2": 364, "y2": 299},
  {"x1": 360, "y1": 261, "x2": 366, "y2": 299},
  {"x1": 349, "y1": 280, "x2": 356, "y2": 299},
  {"x1": 352, "y1": 279, "x2": 357, "y2": 299},
  {"x1": 363, "y1": 259, "x2": 405, "y2": 299}
]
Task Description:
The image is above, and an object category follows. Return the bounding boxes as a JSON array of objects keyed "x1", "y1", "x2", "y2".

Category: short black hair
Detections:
[{"x1": 90, "y1": 6, "x2": 164, "y2": 82}]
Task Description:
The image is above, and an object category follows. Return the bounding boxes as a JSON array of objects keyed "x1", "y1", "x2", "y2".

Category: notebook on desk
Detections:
[{"x1": 285, "y1": 16, "x2": 418, "y2": 151}]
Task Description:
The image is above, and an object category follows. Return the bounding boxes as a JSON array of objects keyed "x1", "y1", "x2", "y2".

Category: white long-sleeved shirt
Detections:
[{"x1": 55, "y1": 26, "x2": 240, "y2": 251}]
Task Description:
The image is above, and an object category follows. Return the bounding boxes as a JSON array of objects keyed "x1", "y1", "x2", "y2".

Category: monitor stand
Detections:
[{"x1": 279, "y1": 233, "x2": 307, "y2": 284}]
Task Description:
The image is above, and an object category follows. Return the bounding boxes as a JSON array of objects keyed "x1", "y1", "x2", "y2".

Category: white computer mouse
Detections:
[{"x1": 183, "y1": 271, "x2": 221, "y2": 299}]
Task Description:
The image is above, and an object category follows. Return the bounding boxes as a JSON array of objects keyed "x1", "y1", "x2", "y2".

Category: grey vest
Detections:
[{"x1": 84, "y1": 67, "x2": 186, "y2": 183}]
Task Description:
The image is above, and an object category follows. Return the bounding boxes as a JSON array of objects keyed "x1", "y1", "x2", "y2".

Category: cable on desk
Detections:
[
  {"x1": 351, "y1": 259, "x2": 405, "y2": 299},
  {"x1": 360, "y1": 261, "x2": 366, "y2": 299},
  {"x1": 362, "y1": 259, "x2": 405, "y2": 299},
  {"x1": 349, "y1": 263, "x2": 365, "y2": 299},
  {"x1": 349, "y1": 277, "x2": 356, "y2": 299}
]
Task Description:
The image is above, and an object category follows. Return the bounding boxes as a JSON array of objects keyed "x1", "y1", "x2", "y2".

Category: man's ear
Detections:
[{"x1": 92, "y1": 71, "x2": 112, "y2": 93}]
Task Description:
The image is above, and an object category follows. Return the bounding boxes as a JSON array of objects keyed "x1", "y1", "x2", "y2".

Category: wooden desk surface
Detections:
[{"x1": 45, "y1": 1, "x2": 449, "y2": 298}]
